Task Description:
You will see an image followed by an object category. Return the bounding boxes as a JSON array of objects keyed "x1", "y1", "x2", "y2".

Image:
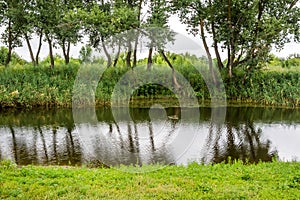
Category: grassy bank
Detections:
[
  {"x1": 1, "y1": 160, "x2": 300, "y2": 199},
  {"x1": 0, "y1": 57, "x2": 300, "y2": 108}
]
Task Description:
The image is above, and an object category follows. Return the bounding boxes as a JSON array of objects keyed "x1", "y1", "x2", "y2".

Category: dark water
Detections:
[{"x1": 0, "y1": 106, "x2": 300, "y2": 166}]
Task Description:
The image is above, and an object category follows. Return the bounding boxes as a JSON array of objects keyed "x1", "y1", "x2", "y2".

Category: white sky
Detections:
[{"x1": 0, "y1": 15, "x2": 299, "y2": 61}]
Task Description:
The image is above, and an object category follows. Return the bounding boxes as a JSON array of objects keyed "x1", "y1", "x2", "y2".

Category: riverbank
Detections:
[
  {"x1": 1, "y1": 160, "x2": 300, "y2": 199},
  {"x1": 1, "y1": 63, "x2": 300, "y2": 108}
]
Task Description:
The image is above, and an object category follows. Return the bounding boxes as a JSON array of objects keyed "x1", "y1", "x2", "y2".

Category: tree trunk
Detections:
[
  {"x1": 101, "y1": 36, "x2": 112, "y2": 67},
  {"x1": 25, "y1": 33, "x2": 36, "y2": 65},
  {"x1": 227, "y1": 44, "x2": 231, "y2": 67},
  {"x1": 113, "y1": 41, "x2": 121, "y2": 67},
  {"x1": 126, "y1": 41, "x2": 132, "y2": 68},
  {"x1": 159, "y1": 50, "x2": 181, "y2": 89},
  {"x1": 147, "y1": 46, "x2": 153, "y2": 70},
  {"x1": 229, "y1": 44, "x2": 235, "y2": 78},
  {"x1": 36, "y1": 31, "x2": 43, "y2": 65},
  {"x1": 133, "y1": 43, "x2": 138, "y2": 68},
  {"x1": 62, "y1": 40, "x2": 70, "y2": 65},
  {"x1": 227, "y1": 0, "x2": 233, "y2": 78},
  {"x1": 46, "y1": 34, "x2": 55, "y2": 69},
  {"x1": 5, "y1": 21, "x2": 13, "y2": 66},
  {"x1": 66, "y1": 41, "x2": 70, "y2": 64},
  {"x1": 132, "y1": 0, "x2": 143, "y2": 68},
  {"x1": 209, "y1": 0, "x2": 223, "y2": 70},
  {"x1": 200, "y1": 18, "x2": 217, "y2": 85},
  {"x1": 211, "y1": 22, "x2": 223, "y2": 70}
]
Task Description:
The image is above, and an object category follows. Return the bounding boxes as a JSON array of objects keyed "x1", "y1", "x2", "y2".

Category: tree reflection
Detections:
[
  {"x1": 203, "y1": 120, "x2": 278, "y2": 164},
  {"x1": 1, "y1": 107, "x2": 290, "y2": 167},
  {"x1": 52, "y1": 126, "x2": 58, "y2": 164},
  {"x1": 4, "y1": 124, "x2": 82, "y2": 166},
  {"x1": 88, "y1": 116, "x2": 177, "y2": 166},
  {"x1": 38, "y1": 126, "x2": 49, "y2": 163},
  {"x1": 9, "y1": 125, "x2": 19, "y2": 164},
  {"x1": 9, "y1": 125, "x2": 38, "y2": 165},
  {"x1": 59, "y1": 124, "x2": 82, "y2": 166}
]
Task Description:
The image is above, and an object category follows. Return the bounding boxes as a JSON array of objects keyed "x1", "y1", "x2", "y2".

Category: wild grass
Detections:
[{"x1": 0, "y1": 55, "x2": 300, "y2": 108}]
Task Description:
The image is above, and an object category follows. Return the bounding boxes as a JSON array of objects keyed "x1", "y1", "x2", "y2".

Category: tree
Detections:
[
  {"x1": 35, "y1": 0, "x2": 60, "y2": 68},
  {"x1": 77, "y1": 2, "x2": 113, "y2": 67},
  {"x1": 142, "y1": 0, "x2": 181, "y2": 89},
  {"x1": 114, "y1": 1, "x2": 141, "y2": 68},
  {"x1": 0, "y1": 0, "x2": 24, "y2": 66},
  {"x1": 77, "y1": 1, "x2": 138, "y2": 67},
  {"x1": 132, "y1": 0, "x2": 143, "y2": 68},
  {"x1": 54, "y1": 0, "x2": 83, "y2": 65},
  {"x1": 173, "y1": 0, "x2": 300, "y2": 78},
  {"x1": 145, "y1": 0, "x2": 170, "y2": 70},
  {"x1": 14, "y1": 0, "x2": 43, "y2": 66},
  {"x1": 172, "y1": 0, "x2": 217, "y2": 83}
]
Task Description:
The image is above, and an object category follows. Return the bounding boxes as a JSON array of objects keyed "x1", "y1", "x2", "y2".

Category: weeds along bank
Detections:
[{"x1": 0, "y1": 61, "x2": 300, "y2": 108}]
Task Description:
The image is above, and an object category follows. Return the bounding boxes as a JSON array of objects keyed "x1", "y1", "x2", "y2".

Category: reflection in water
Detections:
[
  {"x1": 202, "y1": 121, "x2": 277, "y2": 164},
  {"x1": 77, "y1": 119, "x2": 177, "y2": 166},
  {"x1": 1, "y1": 122, "x2": 82, "y2": 166},
  {"x1": 0, "y1": 107, "x2": 299, "y2": 166}
]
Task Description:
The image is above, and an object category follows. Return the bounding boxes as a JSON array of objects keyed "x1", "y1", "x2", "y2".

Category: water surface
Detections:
[{"x1": 0, "y1": 106, "x2": 299, "y2": 166}]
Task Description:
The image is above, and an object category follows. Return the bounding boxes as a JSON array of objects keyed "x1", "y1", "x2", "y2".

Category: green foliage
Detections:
[
  {"x1": 0, "y1": 0, "x2": 298, "y2": 71},
  {"x1": 173, "y1": 0, "x2": 300, "y2": 76},
  {"x1": 0, "y1": 46, "x2": 9, "y2": 66},
  {"x1": 286, "y1": 58, "x2": 300, "y2": 67},
  {"x1": 0, "y1": 46, "x2": 27, "y2": 66}
]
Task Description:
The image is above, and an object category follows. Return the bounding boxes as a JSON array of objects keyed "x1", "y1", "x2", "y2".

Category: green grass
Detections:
[{"x1": 1, "y1": 160, "x2": 300, "y2": 199}]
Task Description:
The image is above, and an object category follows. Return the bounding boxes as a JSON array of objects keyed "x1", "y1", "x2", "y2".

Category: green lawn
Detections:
[{"x1": 1, "y1": 160, "x2": 300, "y2": 199}]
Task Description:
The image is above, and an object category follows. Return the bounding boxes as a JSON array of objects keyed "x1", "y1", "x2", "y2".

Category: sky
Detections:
[{"x1": 0, "y1": 15, "x2": 299, "y2": 61}]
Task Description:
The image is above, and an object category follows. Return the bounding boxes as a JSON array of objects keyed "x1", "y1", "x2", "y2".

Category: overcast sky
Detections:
[{"x1": 0, "y1": 15, "x2": 299, "y2": 61}]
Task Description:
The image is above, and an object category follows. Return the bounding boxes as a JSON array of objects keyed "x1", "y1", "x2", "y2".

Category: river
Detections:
[{"x1": 0, "y1": 106, "x2": 299, "y2": 167}]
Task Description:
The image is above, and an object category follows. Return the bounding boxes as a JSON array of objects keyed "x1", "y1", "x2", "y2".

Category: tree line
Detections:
[{"x1": 0, "y1": 0, "x2": 299, "y2": 78}]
